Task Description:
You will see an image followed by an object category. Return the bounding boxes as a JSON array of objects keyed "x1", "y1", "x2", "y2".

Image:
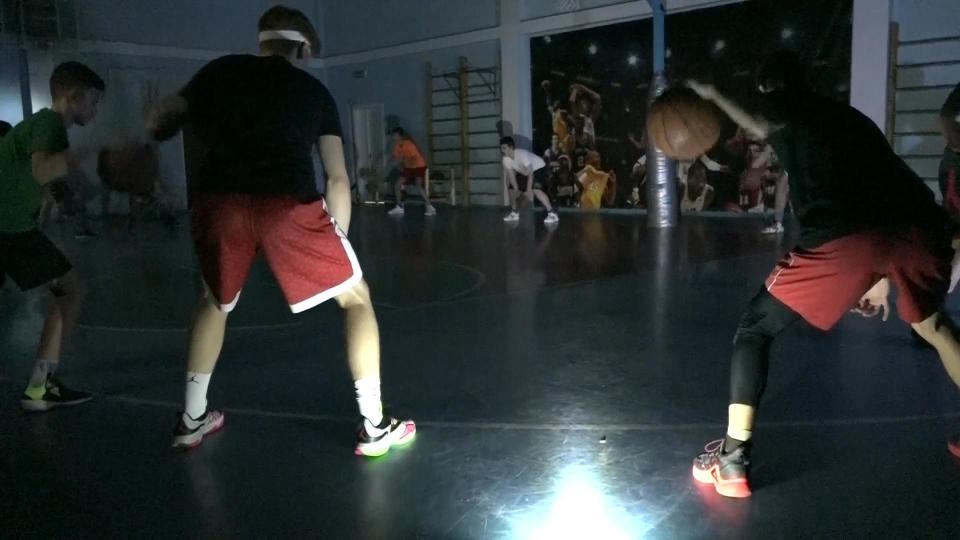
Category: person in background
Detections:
[
  {"x1": 543, "y1": 133, "x2": 567, "y2": 173},
  {"x1": 541, "y1": 80, "x2": 574, "y2": 154},
  {"x1": 737, "y1": 139, "x2": 772, "y2": 214},
  {"x1": 569, "y1": 83, "x2": 602, "y2": 143},
  {"x1": 938, "y1": 81, "x2": 960, "y2": 222},
  {"x1": 577, "y1": 150, "x2": 615, "y2": 210},
  {"x1": 628, "y1": 131, "x2": 647, "y2": 207},
  {"x1": 501, "y1": 136, "x2": 559, "y2": 224},
  {"x1": 552, "y1": 155, "x2": 578, "y2": 207},
  {"x1": 388, "y1": 127, "x2": 435, "y2": 217},
  {"x1": 761, "y1": 162, "x2": 789, "y2": 234},
  {"x1": 680, "y1": 160, "x2": 715, "y2": 212},
  {"x1": 571, "y1": 115, "x2": 594, "y2": 172},
  {"x1": 543, "y1": 133, "x2": 567, "y2": 204},
  {"x1": 39, "y1": 169, "x2": 97, "y2": 240}
]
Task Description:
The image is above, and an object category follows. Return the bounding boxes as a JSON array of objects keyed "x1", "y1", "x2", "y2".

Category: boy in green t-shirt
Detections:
[{"x1": 0, "y1": 62, "x2": 104, "y2": 411}]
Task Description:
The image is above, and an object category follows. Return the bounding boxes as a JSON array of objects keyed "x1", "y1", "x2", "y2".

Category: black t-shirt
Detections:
[
  {"x1": 180, "y1": 54, "x2": 342, "y2": 200},
  {"x1": 765, "y1": 90, "x2": 950, "y2": 248}
]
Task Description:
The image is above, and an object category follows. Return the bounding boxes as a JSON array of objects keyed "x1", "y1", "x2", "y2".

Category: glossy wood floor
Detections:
[{"x1": 2, "y1": 206, "x2": 959, "y2": 539}]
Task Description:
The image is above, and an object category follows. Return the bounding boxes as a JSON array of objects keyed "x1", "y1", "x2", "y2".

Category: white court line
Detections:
[{"x1": 106, "y1": 395, "x2": 960, "y2": 431}]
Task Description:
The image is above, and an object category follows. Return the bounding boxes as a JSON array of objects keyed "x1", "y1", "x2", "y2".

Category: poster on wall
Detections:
[{"x1": 530, "y1": 0, "x2": 853, "y2": 212}]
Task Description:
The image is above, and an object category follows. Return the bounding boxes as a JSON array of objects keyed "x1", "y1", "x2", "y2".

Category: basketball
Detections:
[
  {"x1": 97, "y1": 143, "x2": 159, "y2": 195},
  {"x1": 646, "y1": 87, "x2": 723, "y2": 161}
]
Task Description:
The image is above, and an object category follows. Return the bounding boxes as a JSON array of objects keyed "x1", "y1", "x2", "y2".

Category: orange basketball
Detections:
[
  {"x1": 646, "y1": 87, "x2": 722, "y2": 161},
  {"x1": 98, "y1": 143, "x2": 159, "y2": 195}
]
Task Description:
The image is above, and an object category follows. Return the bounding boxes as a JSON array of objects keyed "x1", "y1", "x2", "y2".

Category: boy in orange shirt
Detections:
[{"x1": 388, "y1": 127, "x2": 436, "y2": 216}]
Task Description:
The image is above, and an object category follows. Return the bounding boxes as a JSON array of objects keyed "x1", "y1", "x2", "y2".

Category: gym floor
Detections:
[{"x1": 2, "y1": 207, "x2": 959, "y2": 539}]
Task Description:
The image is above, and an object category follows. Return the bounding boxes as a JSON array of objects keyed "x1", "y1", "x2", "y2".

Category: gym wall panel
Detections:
[
  {"x1": 521, "y1": 0, "x2": 632, "y2": 20},
  {"x1": 892, "y1": 0, "x2": 960, "y2": 196},
  {"x1": 75, "y1": 0, "x2": 318, "y2": 52},
  {"x1": 321, "y1": 0, "x2": 498, "y2": 56},
  {"x1": 0, "y1": 46, "x2": 27, "y2": 125},
  {"x1": 324, "y1": 39, "x2": 499, "y2": 190},
  {"x1": 893, "y1": 0, "x2": 960, "y2": 42}
]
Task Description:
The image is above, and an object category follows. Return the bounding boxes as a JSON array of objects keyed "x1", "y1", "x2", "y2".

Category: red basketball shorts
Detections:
[
  {"x1": 189, "y1": 194, "x2": 362, "y2": 313},
  {"x1": 765, "y1": 227, "x2": 952, "y2": 330},
  {"x1": 400, "y1": 167, "x2": 427, "y2": 185}
]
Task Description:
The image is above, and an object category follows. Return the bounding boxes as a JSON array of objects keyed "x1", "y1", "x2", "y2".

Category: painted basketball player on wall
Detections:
[{"x1": 530, "y1": 0, "x2": 853, "y2": 212}]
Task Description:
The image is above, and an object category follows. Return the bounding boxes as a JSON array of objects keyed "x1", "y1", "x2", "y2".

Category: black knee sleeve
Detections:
[{"x1": 729, "y1": 288, "x2": 801, "y2": 406}]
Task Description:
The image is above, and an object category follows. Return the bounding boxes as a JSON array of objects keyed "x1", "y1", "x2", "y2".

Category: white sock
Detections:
[
  {"x1": 354, "y1": 377, "x2": 384, "y2": 430},
  {"x1": 184, "y1": 372, "x2": 212, "y2": 420},
  {"x1": 29, "y1": 358, "x2": 57, "y2": 387},
  {"x1": 726, "y1": 427, "x2": 753, "y2": 442}
]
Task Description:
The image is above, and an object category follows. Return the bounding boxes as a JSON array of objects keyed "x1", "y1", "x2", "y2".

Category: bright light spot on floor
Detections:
[
  {"x1": 781, "y1": 27, "x2": 794, "y2": 40},
  {"x1": 512, "y1": 466, "x2": 632, "y2": 540},
  {"x1": 627, "y1": 54, "x2": 639, "y2": 66},
  {"x1": 588, "y1": 43, "x2": 598, "y2": 55},
  {"x1": 713, "y1": 40, "x2": 726, "y2": 53}
]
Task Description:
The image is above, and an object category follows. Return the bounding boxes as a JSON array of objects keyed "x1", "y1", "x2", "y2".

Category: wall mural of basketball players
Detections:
[{"x1": 530, "y1": 0, "x2": 853, "y2": 213}]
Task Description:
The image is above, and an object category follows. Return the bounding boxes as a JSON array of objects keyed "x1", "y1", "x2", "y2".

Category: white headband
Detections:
[{"x1": 258, "y1": 30, "x2": 309, "y2": 44}]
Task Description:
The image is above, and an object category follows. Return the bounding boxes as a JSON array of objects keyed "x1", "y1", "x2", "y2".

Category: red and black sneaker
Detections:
[
  {"x1": 949, "y1": 434, "x2": 960, "y2": 460},
  {"x1": 692, "y1": 439, "x2": 752, "y2": 498},
  {"x1": 172, "y1": 410, "x2": 225, "y2": 449},
  {"x1": 354, "y1": 416, "x2": 416, "y2": 457}
]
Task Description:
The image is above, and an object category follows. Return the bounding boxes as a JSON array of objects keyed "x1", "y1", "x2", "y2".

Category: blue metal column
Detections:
[
  {"x1": 645, "y1": 0, "x2": 678, "y2": 228},
  {"x1": 19, "y1": 48, "x2": 32, "y2": 119}
]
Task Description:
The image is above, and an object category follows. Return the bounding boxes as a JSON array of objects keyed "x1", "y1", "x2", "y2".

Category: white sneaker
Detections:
[
  {"x1": 172, "y1": 410, "x2": 225, "y2": 448},
  {"x1": 503, "y1": 211, "x2": 520, "y2": 222},
  {"x1": 424, "y1": 205, "x2": 437, "y2": 216},
  {"x1": 354, "y1": 416, "x2": 417, "y2": 457},
  {"x1": 761, "y1": 222, "x2": 784, "y2": 234},
  {"x1": 388, "y1": 205, "x2": 405, "y2": 217},
  {"x1": 543, "y1": 212, "x2": 559, "y2": 224}
]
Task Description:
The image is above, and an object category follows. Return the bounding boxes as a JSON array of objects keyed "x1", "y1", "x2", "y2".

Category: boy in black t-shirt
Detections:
[
  {"x1": 147, "y1": 5, "x2": 414, "y2": 455},
  {"x1": 685, "y1": 51, "x2": 960, "y2": 498}
]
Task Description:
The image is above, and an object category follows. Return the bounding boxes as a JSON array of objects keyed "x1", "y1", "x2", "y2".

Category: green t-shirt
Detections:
[{"x1": 0, "y1": 108, "x2": 69, "y2": 233}]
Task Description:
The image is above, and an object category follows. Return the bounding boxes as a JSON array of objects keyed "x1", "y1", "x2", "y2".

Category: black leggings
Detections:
[{"x1": 730, "y1": 288, "x2": 802, "y2": 406}]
